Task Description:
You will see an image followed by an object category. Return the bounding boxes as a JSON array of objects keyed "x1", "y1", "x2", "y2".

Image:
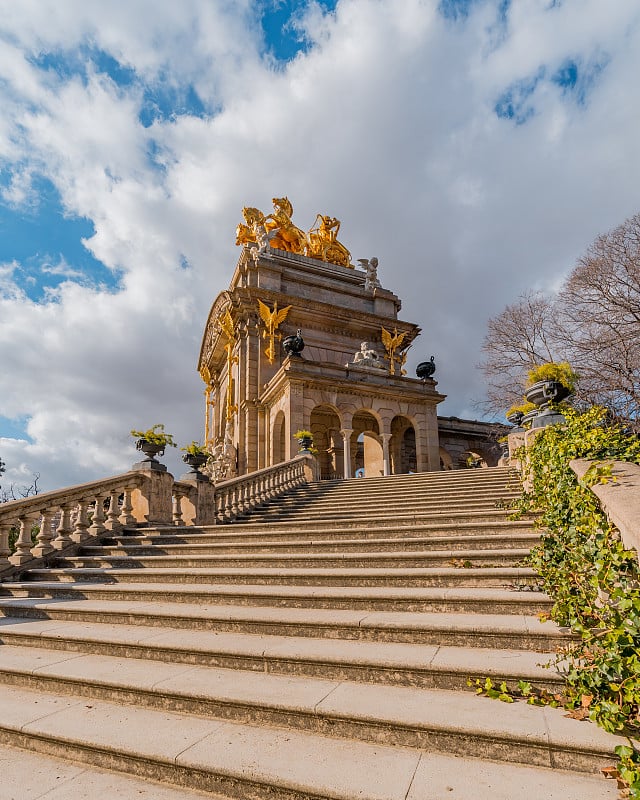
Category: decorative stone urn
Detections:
[
  {"x1": 136, "y1": 439, "x2": 165, "y2": 461},
  {"x1": 182, "y1": 452, "x2": 209, "y2": 476},
  {"x1": 524, "y1": 380, "x2": 570, "y2": 429},
  {"x1": 298, "y1": 436, "x2": 313, "y2": 451},
  {"x1": 283, "y1": 329, "x2": 305, "y2": 357},
  {"x1": 416, "y1": 357, "x2": 436, "y2": 380}
]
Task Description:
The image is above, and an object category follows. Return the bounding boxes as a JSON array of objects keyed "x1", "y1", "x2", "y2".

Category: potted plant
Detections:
[
  {"x1": 524, "y1": 362, "x2": 577, "y2": 409},
  {"x1": 505, "y1": 401, "x2": 536, "y2": 427},
  {"x1": 131, "y1": 424, "x2": 176, "y2": 461},
  {"x1": 293, "y1": 429, "x2": 315, "y2": 452},
  {"x1": 180, "y1": 441, "x2": 210, "y2": 475}
]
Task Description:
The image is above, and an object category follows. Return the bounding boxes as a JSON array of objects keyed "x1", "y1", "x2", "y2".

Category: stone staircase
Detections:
[{"x1": 0, "y1": 467, "x2": 622, "y2": 799}]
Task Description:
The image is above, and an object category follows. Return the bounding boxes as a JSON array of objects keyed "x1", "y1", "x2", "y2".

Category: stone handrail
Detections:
[
  {"x1": 570, "y1": 459, "x2": 640, "y2": 560},
  {"x1": 0, "y1": 471, "x2": 146, "y2": 573},
  {"x1": 212, "y1": 453, "x2": 318, "y2": 523},
  {"x1": 0, "y1": 454, "x2": 319, "y2": 574}
]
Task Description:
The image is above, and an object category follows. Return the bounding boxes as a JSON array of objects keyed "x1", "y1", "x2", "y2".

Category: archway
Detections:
[
  {"x1": 310, "y1": 405, "x2": 342, "y2": 479},
  {"x1": 459, "y1": 450, "x2": 488, "y2": 469},
  {"x1": 352, "y1": 411, "x2": 381, "y2": 478},
  {"x1": 272, "y1": 411, "x2": 286, "y2": 464},
  {"x1": 390, "y1": 415, "x2": 417, "y2": 474}
]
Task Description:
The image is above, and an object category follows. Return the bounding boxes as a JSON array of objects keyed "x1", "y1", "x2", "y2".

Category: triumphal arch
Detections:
[{"x1": 197, "y1": 197, "x2": 445, "y2": 480}]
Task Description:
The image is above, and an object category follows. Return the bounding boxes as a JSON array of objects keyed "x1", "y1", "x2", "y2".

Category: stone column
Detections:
[
  {"x1": 381, "y1": 433, "x2": 392, "y2": 476},
  {"x1": 341, "y1": 428, "x2": 353, "y2": 479}
]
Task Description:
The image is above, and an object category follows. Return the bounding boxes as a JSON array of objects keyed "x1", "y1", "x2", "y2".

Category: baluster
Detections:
[
  {"x1": 31, "y1": 508, "x2": 56, "y2": 558},
  {"x1": 105, "y1": 490, "x2": 123, "y2": 532},
  {"x1": 9, "y1": 513, "x2": 38, "y2": 566},
  {"x1": 240, "y1": 482, "x2": 249, "y2": 515},
  {"x1": 173, "y1": 490, "x2": 185, "y2": 527},
  {"x1": 119, "y1": 486, "x2": 136, "y2": 527},
  {"x1": 224, "y1": 488, "x2": 234, "y2": 522},
  {"x1": 88, "y1": 495, "x2": 107, "y2": 537},
  {"x1": 230, "y1": 486, "x2": 239, "y2": 519},
  {"x1": 72, "y1": 499, "x2": 90, "y2": 542},
  {"x1": 215, "y1": 490, "x2": 224, "y2": 524},
  {"x1": 52, "y1": 503, "x2": 74, "y2": 549},
  {"x1": 0, "y1": 522, "x2": 12, "y2": 569},
  {"x1": 248, "y1": 479, "x2": 257, "y2": 512},
  {"x1": 258, "y1": 475, "x2": 267, "y2": 505}
]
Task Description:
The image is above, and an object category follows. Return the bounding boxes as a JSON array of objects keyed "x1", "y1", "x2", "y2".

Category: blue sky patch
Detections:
[
  {"x1": 0, "y1": 176, "x2": 118, "y2": 301},
  {"x1": 260, "y1": 0, "x2": 338, "y2": 62},
  {"x1": 438, "y1": 0, "x2": 482, "y2": 21},
  {"x1": 495, "y1": 68, "x2": 544, "y2": 124},
  {"x1": 139, "y1": 81, "x2": 208, "y2": 127},
  {"x1": 0, "y1": 416, "x2": 31, "y2": 443},
  {"x1": 552, "y1": 54, "x2": 609, "y2": 105}
]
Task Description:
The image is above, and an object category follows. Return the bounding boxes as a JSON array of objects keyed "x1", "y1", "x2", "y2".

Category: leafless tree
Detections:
[
  {"x1": 479, "y1": 290, "x2": 561, "y2": 412},
  {"x1": 480, "y1": 213, "x2": 640, "y2": 428},
  {"x1": 0, "y1": 471, "x2": 41, "y2": 503},
  {"x1": 556, "y1": 214, "x2": 640, "y2": 426}
]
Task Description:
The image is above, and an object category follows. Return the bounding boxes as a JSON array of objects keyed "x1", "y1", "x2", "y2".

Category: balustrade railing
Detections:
[
  {"x1": 212, "y1": 455, "x2": 315, "y2": 523},
  {"x1": 0, "y1": 453, "x2": 318, "y2": 574},
  {"x1": 0, "y1": 472, "x2": 146, "y2": 573}
]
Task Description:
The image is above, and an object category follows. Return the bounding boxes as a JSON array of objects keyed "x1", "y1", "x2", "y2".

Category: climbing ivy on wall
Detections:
[{"x1": 516, "y1": 406, "x2": 640, "y2": 797}]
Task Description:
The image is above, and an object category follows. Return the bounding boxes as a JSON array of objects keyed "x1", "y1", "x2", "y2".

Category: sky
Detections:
[{"x1": 1, "y1": 0, "x2": 639, "y2": 491}]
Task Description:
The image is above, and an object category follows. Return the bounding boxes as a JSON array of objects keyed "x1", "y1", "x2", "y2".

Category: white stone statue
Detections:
[
  {"x1": 357, "y1": 257, "x2": 381, "y2": 292},
  {"x1": 206, "y1": 421, "x2": 238, "y2": 481},
  {"x1": 347, "y1": 341, "x2": 385, "y2": 370}
]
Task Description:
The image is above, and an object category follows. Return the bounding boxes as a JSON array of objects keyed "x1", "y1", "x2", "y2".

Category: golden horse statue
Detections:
[
  {"x1": 235, "y1": 198, "x2": 352, "y2": 267},
  {"x1": 306, "y1": 214, "x2": 352, "y2": 268},
  {"x1": 264, "y1": 197, "x2": 307, "y2": 254}
]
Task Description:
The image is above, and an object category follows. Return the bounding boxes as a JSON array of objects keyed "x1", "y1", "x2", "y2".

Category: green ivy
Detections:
[{"x1": 515, "y1": 406, "x2": 640, "y2": 797}]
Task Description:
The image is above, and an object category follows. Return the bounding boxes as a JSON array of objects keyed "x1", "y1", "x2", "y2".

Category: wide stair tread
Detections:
[{"x1": 0, "y1": 683, "x2": 618, "y2": 800}]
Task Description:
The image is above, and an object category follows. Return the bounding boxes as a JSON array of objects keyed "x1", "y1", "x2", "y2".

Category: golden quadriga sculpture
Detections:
[{"x1": 236, "y1": 197, "x2": 352, "y2": 268}]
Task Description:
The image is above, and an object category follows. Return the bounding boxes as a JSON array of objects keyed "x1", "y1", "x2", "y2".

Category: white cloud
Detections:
[{"x1": 0, "y1": 0, "x2": 639, "y2": 489}]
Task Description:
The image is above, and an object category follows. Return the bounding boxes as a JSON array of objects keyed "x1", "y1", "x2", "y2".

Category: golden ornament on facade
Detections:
[
  {"x1": 235, "y1": 197, "x2": 353, "y2": 268},
  {"x1": 216, "y1": 309, "x2": 238, "y2": 422},
  {"x1": 258, "y1": 299, "x2": 292, "y2": 365},
  {"x1": 381, "y1": 326, "x2": 408, "y2": 376}
]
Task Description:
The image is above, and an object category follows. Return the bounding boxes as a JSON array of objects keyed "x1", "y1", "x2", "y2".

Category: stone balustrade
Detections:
[
  {"x1": 0, "y1": 453, "x2": 319, "y2": 574},
  {"x1": 0, "y1": 472, "x2": 145, "y2": 573},
  {"x1": 212, "y1": 454, "x2": 317, "y2": 523}
]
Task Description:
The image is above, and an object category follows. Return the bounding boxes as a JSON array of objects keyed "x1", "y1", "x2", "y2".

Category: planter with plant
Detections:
[
  {"x1": 180, "y1": 441, "x2": 211, "y2": 477},
  {"x1": 131, "y1": 424, "x2": 176, "y2": 463},
  {"x1": 506, "y1": 362, "x2": 577, "y2": 430},
  {"x1": 293, "y1": 429, "x2": 316, "y2": 453}
]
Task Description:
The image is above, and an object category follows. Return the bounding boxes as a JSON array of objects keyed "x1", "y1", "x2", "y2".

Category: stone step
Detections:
[
  {"x1": 1, "y1": 580, "x2": 552, "y2": 614},
  {"x1": 107, "y1": 518, "x2": 537, "y2": 545},
  {"x1": 50, "y1": 547, "x2": 531, "y2": 570},
  {"x1": 81, "y1": 532, "x2": 540, "y2": 556},
  {"x1": 0, "y1": 683, "x2": 623, "y2": 798},
  {"x1": 240, "y1": 499, "x2": 517, "y2": 521},
  {"x1": 0, "y1": 742, "x2": 216, "y2": 800},
  {"x1": 217, "y1": 510, "x2": 529, "y2": 528},
  {"x1": 0, "y1": 617, "x2": 561, "y2": 690},
  {"x1": 6, "y1": 740, "x2": 610, "y2": 800},
  {"x1": 0, "y1": 598, "x2": 570, "y2": 649},
  {"x1": 19, "y1": 564, "x2": 539, "y2": 588},
  {"x1": 0, "y1": 645, "x2": 569, "y2": 742}
]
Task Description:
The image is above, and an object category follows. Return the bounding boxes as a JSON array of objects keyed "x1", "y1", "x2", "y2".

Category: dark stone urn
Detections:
[
  {"x1": 181, "y1": 452, "x2": 209, "y2": 482},
  {"x1": 298, "y1": 436, "x2": 313, "y2": 451},
  {"x1": 283, "y1": 329, "x2": 305, "y2": 357},
  {"x1": 524, "y1": 380, "x2": 570, "y2": 429},
  {"x1": 134, "y1": 439, "x2": 167, "y2": 472},
  {"x1": 416, "y1": 356, "x2": 436, "y2": 380}
]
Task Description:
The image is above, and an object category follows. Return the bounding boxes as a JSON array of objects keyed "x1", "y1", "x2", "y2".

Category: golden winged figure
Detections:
[
  {"x1": 258, "y1": 299, "x2": 292, "y2": 364},
  {"x1": 381, "y1": 326, "x2": 408, "y2": 376}
]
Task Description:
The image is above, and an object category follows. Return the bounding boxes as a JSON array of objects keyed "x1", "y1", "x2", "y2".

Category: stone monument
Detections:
[{"x1": 199, "y1": 197, "x2": 445, "y2": 479}]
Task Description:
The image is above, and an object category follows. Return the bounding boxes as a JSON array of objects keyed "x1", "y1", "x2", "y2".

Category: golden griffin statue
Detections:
[
  {"x1": 236, "y1": 197, "x2": 353, "y2": 268},
  {"x1": 257, "y1": 299, "x2": 292, "y2": 364},
  {"x1": 381, "y1": 326, "x2": 410, "y2": 376}
]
